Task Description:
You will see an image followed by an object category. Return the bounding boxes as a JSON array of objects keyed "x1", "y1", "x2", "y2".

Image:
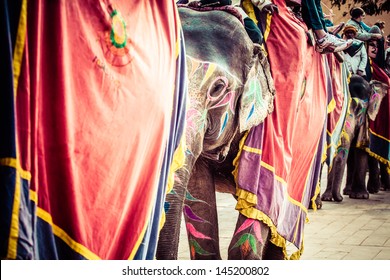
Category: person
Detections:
[
  {"x1": 364, "y1": 39, "x2": 380, "y2": 81},
  {"x1": 235, "y1": 0, "x2": 280, "y2": 44},
  {"x1": 342, "y1": 25, "x2": 367, "y2": 77},
  {"x1": 301, "y1": 0, "x2": 352, "y2": 53},
  {"x1": 374, "y1": 20, "x2": 386, "y2": 36},
  {"x1": 321, "y1": 2, "x2": 344, "y2": 37},
  {"x1": 235, "y1": 5, "x2": 264, "y2": 44},
  {"x1": 384, "y1": 49, "x2": 390, "y2": 77},
  {"x1": 240, "y1": 0, "x2": 350, "y2": 53},
  {"x1": 245, "y1": 0, "x2": 279, "y2": 14},
  {"x1": 346, "y1": 7, "x2": 383, "y2": 42}
]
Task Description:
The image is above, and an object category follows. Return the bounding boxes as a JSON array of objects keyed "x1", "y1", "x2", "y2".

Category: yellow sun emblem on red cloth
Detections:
[
  {"x1": 110, "y1": 10, "x2": 127, "y2": 48},
  {"x1": 100, "y1": 9, "x2": 132, "y2": 66}
]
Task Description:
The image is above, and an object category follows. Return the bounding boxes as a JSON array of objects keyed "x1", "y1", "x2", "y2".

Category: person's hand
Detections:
[
  {"x1": 262, "y1": 4, "x2": 278, "y2": 15},
  {"x1": 357, "y1": 70, "x2": 364, "y2": 76}
]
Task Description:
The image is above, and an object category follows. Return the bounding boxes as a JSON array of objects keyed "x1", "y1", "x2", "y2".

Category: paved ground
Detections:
[{"x1": 178, "y1": 165, "x2": 390, "y2": 260}]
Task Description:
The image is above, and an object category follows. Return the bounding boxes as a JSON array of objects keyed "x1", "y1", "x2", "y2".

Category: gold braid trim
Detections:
[
  {"x1": 310, "y1": 183, "x2": 321, "y2": 212},
  {"x1": 364, "y1": 148, "x2": 390, "y2": 174}
]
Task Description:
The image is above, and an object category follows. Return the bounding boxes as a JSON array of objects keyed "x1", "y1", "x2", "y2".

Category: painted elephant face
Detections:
[
  {"x1": 185, "y1": 49, "x2": 274, "y2": 161},
  {"x1": 178, "y1": 7, "x2": 275, "y2": 162},
  {"x1": 367, "y1": 80, "x2": 389, "y2": 121},
  {"x1": 185, "y1": 56, "x2": 239, "y2": 161}
]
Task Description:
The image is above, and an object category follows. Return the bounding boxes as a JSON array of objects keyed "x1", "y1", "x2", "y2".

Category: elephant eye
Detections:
[
  {"x1": 210, "y1": 81, "x2": 226, "y2": 97},
  {"x1": 213, "y1": 82, "x2": 225, "y2": 93},
  {"x1": 207, "y1": 77, "x2": 228, "y2": 101}
]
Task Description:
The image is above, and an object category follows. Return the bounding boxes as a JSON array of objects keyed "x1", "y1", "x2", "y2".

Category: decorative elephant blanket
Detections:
[
  {"x1": 179, "y1": 1, "x2": 244, "y2": 24},
  {"x1": 234, "y1": 0, "x2": 329, "y2": 259},
  {"x1": 325, "y1": 56, "x2": 350, "y2": 171},
  {"x1": 367, "y1": 62, "x2": 390, "y2": 173},
  {"x1": 1, "y1": 0, "x2": 186, "y2": 259}
]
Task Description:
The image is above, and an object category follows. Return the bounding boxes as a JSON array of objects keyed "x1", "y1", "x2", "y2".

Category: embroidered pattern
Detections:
[
  {"x1": 230, "y1": 218, "x2": 264, "y2": 257},
  {"x1": 100, "y1": 8, "x2": 132, "y2": 66}
]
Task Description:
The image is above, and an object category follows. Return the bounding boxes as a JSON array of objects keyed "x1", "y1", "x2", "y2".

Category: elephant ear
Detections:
[
  {"x1": 367, "y1": 80, "x2": 388, "y2": 121},
  {"x1": 238, "y1": 44, "x2": 275, "y2": 133}
]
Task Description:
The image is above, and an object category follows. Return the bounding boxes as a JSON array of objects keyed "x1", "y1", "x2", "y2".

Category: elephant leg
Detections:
[
  {"x1": 322, "y1": 165, "x2": 335, "y2": 201},
  {"x1": 349, "y1": 148, "x2": 369, "y2": 199},
  {"x1": 262, "y1": 233, "x2": 285, "y2": 260},
  {"x1": 322, "y1": 146, "x2": 349, "y2": 202},
  {"x1": 228, "y1": 214, "x2": 270, "y2": 260},
  {"x1": 380, "y1": 162, "x2": 390, "y2": 191},
  {"x1": 184, "y1": 159, "x2": 221, "y2": 260},
  {"x1": 367, "y1": 156, "x2": 380, "y2": 194},
  {"x1": 343, "y1": 148, "x2": 354, "y2": 196}
]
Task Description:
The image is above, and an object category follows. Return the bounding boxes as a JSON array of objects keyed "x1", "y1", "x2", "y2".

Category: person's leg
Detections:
[
  {"x1": 302, "y1": 0, "x2": 351, "y2": 53},
  {"x1": 244, "y1": 17, "x2": 263, "y2": 44},
  {"x1": 301, "y1": 0, "x2": 326, "y2": 32}
]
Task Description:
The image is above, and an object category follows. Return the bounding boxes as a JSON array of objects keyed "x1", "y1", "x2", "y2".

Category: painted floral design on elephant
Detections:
[{"x1": 230, "y1": 218, "x2": 265, "y2": 259}]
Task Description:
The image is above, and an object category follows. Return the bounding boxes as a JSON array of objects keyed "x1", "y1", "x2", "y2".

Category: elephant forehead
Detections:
[{"x1": 186, "y1": 56, "x2": 242, "y2": 87}]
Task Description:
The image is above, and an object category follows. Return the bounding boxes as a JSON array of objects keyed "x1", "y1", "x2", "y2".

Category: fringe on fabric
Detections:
[
  {"x1": 235, "y1": 188, "x2": 305, "y2": 260},
  {"x1": 232, "y1": 131, "x2": 305, "y2": 260},
  {"x1": 364, "y1": 147, "x2": 390, "y2": 174},
  {"x1": 310, "y1": 183, "x2": 321, "y2": 212}
]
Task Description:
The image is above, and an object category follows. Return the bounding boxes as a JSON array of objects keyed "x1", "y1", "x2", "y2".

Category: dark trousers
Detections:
[{"x1": 301, "y1": 0, "x2": 327, "y2": 31}]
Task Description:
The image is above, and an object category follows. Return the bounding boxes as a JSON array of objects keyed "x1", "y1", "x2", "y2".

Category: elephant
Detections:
[
  {"x1": 367, "y1": 157, "x2": 390, "y2": 193},
  {"x1": 156, "y1": 6, "x2": 276, "y2": 260},
  {"x1": 321, "y1": 75, "x2": 388, "y2": 202}
]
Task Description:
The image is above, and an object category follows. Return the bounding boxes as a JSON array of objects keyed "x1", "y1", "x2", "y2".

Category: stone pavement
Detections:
[{"x1": 178, "y1": 166, "x2": 390, "y2": 260}]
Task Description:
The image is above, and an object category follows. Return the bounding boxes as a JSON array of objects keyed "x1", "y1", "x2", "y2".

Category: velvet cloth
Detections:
[
  {"x1": 1, "y1": 0, "x2": 186, "y2": 259},
  {"x1": 367, "y1": 61, "x2": 390, "y2": 172},
  {"x1": 235, "y1": 0, "x2": 328, "y2": 257}
]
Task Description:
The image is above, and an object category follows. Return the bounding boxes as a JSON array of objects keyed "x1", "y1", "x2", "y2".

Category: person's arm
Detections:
[
  {"x1": 346, "y1": 20, "x2": 375, "y2": 42},
  {"x1": 251, "y1": 0, "x2": 278, "y2": 14},
  {"x1": 357, "y1": 45, "x2": 367, "y2": 76}
]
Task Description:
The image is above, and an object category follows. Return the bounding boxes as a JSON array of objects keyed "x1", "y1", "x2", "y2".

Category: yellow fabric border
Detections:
[
  {"x1": 364, "y1": 148, "x2": 390, "y2": 174},
  {"x1": 242, "y1": 0, "x2": 258, "y2": 25},
  {"x1": 37, "y1": 207, "x2": 101, "y2": 260},
  {"x1": 260, "y1": 161, "x2": 287, "y2": 185},
  {"x1": 29, "y1": 189, "x2": 37, "y2": 204},
  {"x1": 159, "y1": 134, "x2": 186, "y2": 232},
  {"x1": 369, "y1": 128, "x2": 390, "y2": 143},
  {"x1": 13, "y1": 0, "x2": 27, "y2": 96},
  {"x1": 310, "y1": 183, "x2": 321, "y2": 211},
  {"x1": 232, "y1": 130, "x2": 249, "y2": 180},
  {"x1": 236, "y1": 189, "x2": 304, "y2": 260},
  {"x1": 327, "y1": 97, "x2": 336, "y2": 114},
  {"x1": 289, "y1": 146, "x2": 321, "y2": 216},
  {"x1": 5, "y1": 0, "x2": 28, "y2": 259},
  {"x1": 263, "y1": 13, "x2": 272, "y2": 42},
  {"x1": 0, "y1": 157, "x2": 31, "y2": 180},
  {"x1": 243, "y1": 145, "x2": 262, "y2": 155},
  {"x1": 6, "y1": 171, "x2": 21, "y2": 259},
  {"x1": 232, "y1": 127, "x2": 320, "y2": 258}
]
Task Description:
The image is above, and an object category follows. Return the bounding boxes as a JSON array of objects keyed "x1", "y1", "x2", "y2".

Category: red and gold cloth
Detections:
[
  {"x1": 235, "y1": 0, "x2": 328, "y2": 258},
  {"x1": 367, "y1": 61, "x2": 390, "y2": 173},
  {"x1": 3, "y1": 0, "x2": 183, "y2": 259}
]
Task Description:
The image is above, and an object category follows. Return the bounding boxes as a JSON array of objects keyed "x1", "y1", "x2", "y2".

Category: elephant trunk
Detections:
[{"x1": 156, "y1": 152, "x2": 200, "y2": 259}]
